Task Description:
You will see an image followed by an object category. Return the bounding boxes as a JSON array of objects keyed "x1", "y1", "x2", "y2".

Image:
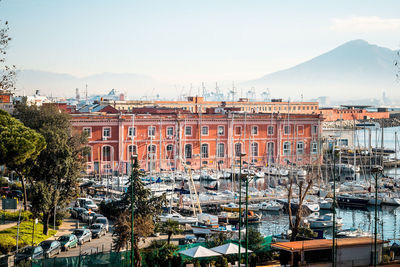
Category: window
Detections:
[
  {"x1": 185, "y1": 126, "x2": 192, "y2": 136},
  {"x1": 201, "y1": 126, "x2": 209, "y2": 136},
  {"x1": 201, "y1": 144, "x2": 209, "y2": 158},
  {"x1": 297, "y1": 125, "x2": 304, "y2": 135},
  {"x1": 284, "y1": 125, "x2": 290, "y2": 135},
  {"x1": 83, "y1": 127, "x2": 92, "y2": 138},
  {"x1": 268, "y1": 126, "x2": 274, "y2": 135},
  {"x1": 103, "y1": 127, "x2": 111, "y2": 138},
  {"x1": 283, "y1": 142, "x2": 291, "y2": 156},
  {"x1": 148, "y1": 126, "x2": 156, "y2": 137},
  {"x1": 235, "y1": 143, "x2": 242, "y2": 157},
  {"x1": 166, "y1": 144, "x2": 173, "y2": 152},
  {"x1": 312, "y1": 142, "x2": 318, "y2": 154},
  {"x1": 251, "y1": 142, "x2": 258, "y2": 157},
  {"x1": 251, "y1": 126, "x2": 258, "y2": 135},
  {"x1": 185, "y1": 144, "x2": 192, "y2": 159},
  {"x1": 218, "y1": 126, "x2": 225, "y2": 136},
  {"x1": 312, "y1": 125, "x2": 318, "y2": 134},
  {"x1": 102, "y1": 146, "x2": 111, "y2": 161},
  {"x1": 166, "y1": 127, "x2": 174, "y2": 136},
  {"x1": 297, "y1": 142, "x2": 304, "y2": 155},
  {"x1": 128, "y1": 127, "x2": 136, "y2": 137},
  {"x1": 148, "y1": 145, "x2": 156, "y2": 154},
  {"x1": 128, "y1": 145, "x2": 137, "y2": 157},
  {"x1": 217, "y1": 143, "x2": 225, "y2": 158},
  {"x1": 235, "y1": 126, "x2": 241, "y2": 135}
]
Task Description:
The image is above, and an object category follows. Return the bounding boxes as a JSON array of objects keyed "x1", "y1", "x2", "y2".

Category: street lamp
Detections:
[
  {"x1": 238, "y1": 152, "x2": 246, "y2": 266},
  {"x1": 371, "y1": 165, "x2": 383, "y2": 267}
]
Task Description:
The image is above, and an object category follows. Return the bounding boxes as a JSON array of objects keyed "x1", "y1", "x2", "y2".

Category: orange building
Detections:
[
  {"x1": 71, "y1": 108, "x2": 323, "y2": 174},
  {"x1": 319, "y1": 105, "x2": 389, "y2": 121}
]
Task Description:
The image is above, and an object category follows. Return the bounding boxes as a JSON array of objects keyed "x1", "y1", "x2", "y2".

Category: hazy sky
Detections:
[{"x1": 2, "y1": 0, "x2": 400, "y2": 83}]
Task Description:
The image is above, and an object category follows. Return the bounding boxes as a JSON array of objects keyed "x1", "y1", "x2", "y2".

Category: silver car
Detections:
[
  {"x1": 95, "y1": 217, "x2": 109, "y2": 232},
  {"x1": 72, "y1": 229, "x2": 92, "y2": 245}
]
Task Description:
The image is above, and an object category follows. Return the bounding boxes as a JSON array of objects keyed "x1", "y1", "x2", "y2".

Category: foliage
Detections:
[
  {"x1": 112, "y1": 157, "x2": 165, "y2": 267},
  {"x1": 297, "y1": 227, "x2": 317, "y2": 239},
  {"x1": 0, "y1": 176, "x2": 8, "y2": 187},
  {"x1": 0, "y1": 220, "x2": 56, "y2": 254},
  {"x1": 0, "y1": 210, "x2": 31, "y2": 221},
  {"x1": 206, "y1": 232, "x2": 229, "y2": 248},
  {"x1": 0, "y1": 109, "x2": 46, "y2": 211},
  {"x1": 14, "y1": 104, "x2": 88, "y2": 235},
  {"x1": 212, "y1": 256, "x2": 229, "y2": 267},
  {"x1": 0, "y1": 19, "x2": 16, "y2": 91},
  {"x1": 247, "y1": 227, "x2": 264, "y2": 251},
  {"x1": 143, "y1": 240, "x2": 181, "y2": 267},
  {"x1": 158, "y1": 219, "x2": 183, "y2": 244}
]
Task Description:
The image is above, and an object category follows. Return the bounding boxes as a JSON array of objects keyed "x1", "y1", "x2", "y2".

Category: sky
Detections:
[{"x1": 1, "y1": 0, "x2": 400, "y2": 84}]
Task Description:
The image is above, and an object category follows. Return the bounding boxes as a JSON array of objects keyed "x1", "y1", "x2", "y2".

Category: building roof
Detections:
[
  {"x1": 271, "y1": 237, "x2": 384, "y2": 252},
  {"x1": 340, "y1": 105, "x2": 372, "y2": 109}
]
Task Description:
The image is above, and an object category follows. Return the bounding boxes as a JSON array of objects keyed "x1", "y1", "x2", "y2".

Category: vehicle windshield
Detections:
[
  {"x1": 86, "y1": 200, "x2": 94, "y2": 205},
  {"x1": 90, "y1": 224, "x2": 101, "y2": 229},
  {"x1": 97, "y1": 218, "x2": 106, "y2": 223},
  {"x1": 40, "y1": 242, "x2": 51, "y2": 250},
  {"x1": 58, "y1": 236, "x2": 70, "y2": 241},
  {"x1": 20, "y1": 247, "x2": 33, "y2": 254},
  {"x1": 73, "y1": 230, "x2": 84, "y2": 236}
]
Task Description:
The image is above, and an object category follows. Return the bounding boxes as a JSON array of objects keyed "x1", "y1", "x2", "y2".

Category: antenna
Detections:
[{"x1": 85, "y1": 84, "x2": 88, "y2": 102}]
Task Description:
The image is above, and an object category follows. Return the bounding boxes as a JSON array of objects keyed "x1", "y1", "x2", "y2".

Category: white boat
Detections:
[
  {"x1": 319, "y1": 198, "x2": 334, "y2": 210},
  {"x1": 159, "y1": 212, "x2": 198, "y2": 224},
  {"x1": 257, "y1": 201, "x2": 283, "y2": 211},
  {"x1": 307, "y1": 213, "x2": 342, "y2": 229}
]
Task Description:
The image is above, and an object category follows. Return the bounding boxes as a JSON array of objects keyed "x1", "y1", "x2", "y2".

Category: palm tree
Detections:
[{"x1": 159, "y1": 219, "x2": 183, "y2": 244}]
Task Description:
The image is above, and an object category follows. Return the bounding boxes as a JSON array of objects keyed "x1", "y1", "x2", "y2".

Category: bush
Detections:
[
  {"x1": 0, "y1": 210, "x2": 31, "y2": 222},
  {"x1": 0, "y1": 220, "x2": 56, "y2": 255}
]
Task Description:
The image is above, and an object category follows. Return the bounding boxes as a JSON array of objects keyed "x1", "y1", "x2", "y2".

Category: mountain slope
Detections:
[
  {"x1": 243, "y1": 40, "x2": 399, "y2": 99},
  {"x1": 15, "y1": 70, "x2": 170, "y2": 98}
]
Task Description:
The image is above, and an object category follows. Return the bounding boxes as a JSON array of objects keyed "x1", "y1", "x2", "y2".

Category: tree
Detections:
[
  {"x1": 14, "y1": 104, "x2": 88, "y2": 235},
  {"x1": 0, "y1": 19, "x2": 16, "y2": 92},
  {"x1": 287, "y1": 176, "x2": 313, "y2": 241},
  {"x1": 112, "y1": 157, "x2": 165, "y2": 267},
  {"x1": 0, "y1": 109, "x2": 46, "y2": 210},
  {"x1": 158, "y1": 219, "x2": 183, "y2": 244},
  {"x1": 247, "y1": 228, "x2": 264, "y2": 251}
]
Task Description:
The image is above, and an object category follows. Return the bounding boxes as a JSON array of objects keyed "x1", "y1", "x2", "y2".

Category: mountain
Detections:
[
  {"x1": 15, "y1": 70, "x2": 170, "y2": 98},
  {"x1": 242, "y1": 40, "x2": 400, "y2": 100}
]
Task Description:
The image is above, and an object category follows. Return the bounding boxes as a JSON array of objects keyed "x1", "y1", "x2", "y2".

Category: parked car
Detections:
[
  {"x1": 90, "y1": 223, "x2": 106, "y2": 238},
  {"x1": 39, "y1": 240, "x2": 61, "y2": 258},
  {"x1": 72, "y1": 229, "x2": 92, "y2": 245},
  {"x1": 0, "y1": 187, "x2": 11, "y2": 197},
  {"x1": 94, "y1": 217, "x2": 109, "y2": 232},
  {"x1": 70, "y1": 207, "x2": 87, "y2": 220},
  {"x1": 10, "y1": 189, "x2": 23, "y2": 200},
  {"x1": 58, "y1": 234, "x2": 78, "y2": 251},
  {"x1": 81, "y1": 210, "x2": 96, "y2": 223},
  {"x1": 75, "y1": 198, "x2": 98, "y2": 211},
  {"x1": 93, "y1": 213, "x2": 105, "y2": 222},
  {"x1": 15, "y1": 246, "x2": 44, "y2": 263}
]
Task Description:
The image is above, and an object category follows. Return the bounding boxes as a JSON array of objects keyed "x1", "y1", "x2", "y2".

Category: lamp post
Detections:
[
  {"x1": 372, "y1": 165, "x2": 383, "y2": 267},
  {"x1": 238, "y1": 152, "x2": 246, "y2": 265},
  {"x1": 130, "y1": 155, "x2": 137, "y2": 267},
  {"x1": 245, "y1": 165, "x2": 251, "y2": 267}
]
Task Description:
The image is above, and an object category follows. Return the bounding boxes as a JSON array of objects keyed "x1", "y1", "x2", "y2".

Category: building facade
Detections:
[
  {"x1": 71, "y1": 110, "x2": 323, "y2": 175},
  {"x1": 102, "y1": 96, "x2": 319, "y2": 115},
  {"x1": 319, "y1": 106, "x2": 389, "y2": 121}
]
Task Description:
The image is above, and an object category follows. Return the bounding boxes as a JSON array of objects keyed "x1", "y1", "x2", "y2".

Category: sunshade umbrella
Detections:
[
  {"x1": 179, "y1": 245, "x2": 222, "y2": 258},
  {"x1": 210, "y1": 243, "x2": 253, "y2": 255}
]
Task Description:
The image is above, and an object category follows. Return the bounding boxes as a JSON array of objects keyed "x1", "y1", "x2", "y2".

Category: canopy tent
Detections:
[
  {"x1": 179, "y1": 246, "x2": 221, "y2": 258},
  {"x1": 210, "y1": 243, "x2": 252, "y2": 255}
]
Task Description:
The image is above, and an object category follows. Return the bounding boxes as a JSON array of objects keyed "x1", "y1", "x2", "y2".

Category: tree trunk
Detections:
[
  {"x1": 167, "y1": 232, "x2": 172, "y2": 244},
  {"x1": 19, "y1": 173, "x2": 28, "y2": 211},
  {"x1": 43, "y1": 212, "x2": 50, "y2": 235},
  {"x1": 134, "y1": 241, "x2": 141, "y2": 267}
]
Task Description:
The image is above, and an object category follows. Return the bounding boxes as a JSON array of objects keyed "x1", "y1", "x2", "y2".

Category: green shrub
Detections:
[
  {"x1": 0, "y1": 220, "x2": 56, "y2": 255},
  {"x1": 0, "y1": 210, "x2": 31, "y2": 221}
]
